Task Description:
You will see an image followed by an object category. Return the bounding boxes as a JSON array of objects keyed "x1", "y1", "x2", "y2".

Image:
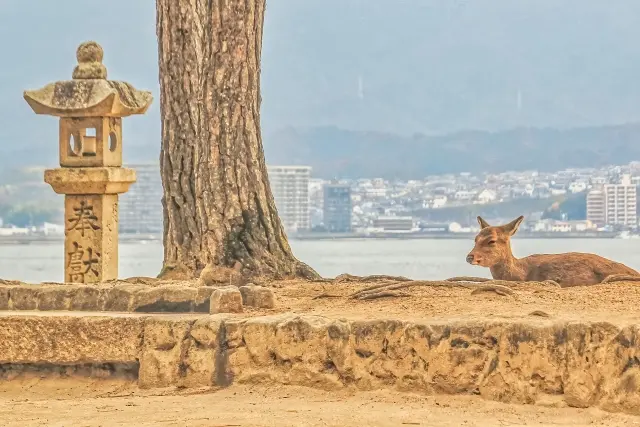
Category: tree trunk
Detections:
[{"x1": 155, "y1": 0, "x2": 318, "y2": 280}]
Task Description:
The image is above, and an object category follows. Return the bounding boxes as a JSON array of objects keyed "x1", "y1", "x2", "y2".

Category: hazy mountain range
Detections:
[{"x1": 2, "y1": 1, "x2": 640, "y2": 178}]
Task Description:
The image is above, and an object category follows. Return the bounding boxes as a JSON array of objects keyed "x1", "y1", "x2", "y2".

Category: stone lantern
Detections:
[{"x1": 23, "y1": 41, "x2": 153, "y2": 283}]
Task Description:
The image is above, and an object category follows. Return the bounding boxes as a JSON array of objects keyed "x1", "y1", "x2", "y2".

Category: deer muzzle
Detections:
[{"x1": 466, "y1": 253, "x2": 481, "y2": 265}]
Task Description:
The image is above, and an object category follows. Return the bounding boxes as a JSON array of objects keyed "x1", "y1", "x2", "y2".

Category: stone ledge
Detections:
[
  {"x1": 0, "y1": 284, "x2": 216, "y2": 313},
  {"x1": 0, "y1": 312, "x2": 638, "y2": 415}
]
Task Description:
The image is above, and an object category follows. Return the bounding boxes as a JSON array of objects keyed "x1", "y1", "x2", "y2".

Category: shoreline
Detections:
[
  {"x1": 0, "y1": 231, "x2": 625, "y2": 245},
  {"x1": 289, "y1": 231, "x2": 621, "y2": 240}
]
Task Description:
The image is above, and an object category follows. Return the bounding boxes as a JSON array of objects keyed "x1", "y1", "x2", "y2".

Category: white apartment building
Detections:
[
  {"x1": 119, "y1": 164, "x2": 164, "y2": 234},
  {"x1": 586, "y1": 189, "x2": 605, "y2": 225},
  {"x1": 587, "y1": 175, "x2": 637, "y2": 227},
  {"x1": 267, "y1": 165, "x2": 311, "y2": 232}
]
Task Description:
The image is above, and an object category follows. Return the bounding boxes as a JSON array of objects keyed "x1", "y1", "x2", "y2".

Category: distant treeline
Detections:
[{"x1": 264, "y1": 124, "x2": 640, "y2": 179}]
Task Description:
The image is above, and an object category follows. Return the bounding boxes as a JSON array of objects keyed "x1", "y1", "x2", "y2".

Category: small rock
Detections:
[
  {"x1": 239, "y1": 284, "x2": 275, "y2": 309},
  {"x1": 210, "y1": 286, "x2": 243, "y2": 314}
]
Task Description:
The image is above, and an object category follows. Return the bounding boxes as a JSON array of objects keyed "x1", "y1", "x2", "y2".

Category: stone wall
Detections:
[{"x1": 0, "y1": 313, "x2": 638, "y2": 415}]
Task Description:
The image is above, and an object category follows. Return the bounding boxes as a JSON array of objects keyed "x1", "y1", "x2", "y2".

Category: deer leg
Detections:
[{"x1": 601, "y1": 274, "x2": 640, "y2": 284}]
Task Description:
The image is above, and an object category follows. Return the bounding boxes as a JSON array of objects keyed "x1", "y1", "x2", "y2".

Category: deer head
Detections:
[{"x1": 466, "y1": 216, "x2": 524, "y2": 267}]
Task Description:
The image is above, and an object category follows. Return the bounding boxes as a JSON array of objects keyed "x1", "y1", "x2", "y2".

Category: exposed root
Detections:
[
  {"x1": 446, "y1": 276, "x2": 492, "y2": 283},
  {"x1": 357, "y1": 291, "x2": 410, "y2": 300},
  {"x1": 312, "y1": 293, "x2": 342, "y2": 300},
  {"x1": 309, "y1": 278, "x2": 333, "y2": 283},
  {"x1": 294, "y1": 260, "x2": 323, "y2": 281},
  {"x1": 541, "y1": 280, "x2": 561, "y2": 288},
  {"x1": 528, "y1": 310, "x2": 551, "y2": 317},
  {"x1": 349, "y1": 278, "x2": 524, "y2": 301},
  {"x1": 470, "y1": 284, "x2": 515, "y2": 296},
  {"x1": 351, "y1": 280, "x2": 473, "y2": 300},
  {"x1": 334, "y1": 274, "x2": 412, "y2": 283}
]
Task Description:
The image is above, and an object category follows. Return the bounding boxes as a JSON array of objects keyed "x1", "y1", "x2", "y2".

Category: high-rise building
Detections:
[
  {"x1": 586, "y1": 174, "x2": 637, "y2": 227},
  {"x1": 323, "y1": 183, "x2": 352, "y2": 232},
  {"x1": 267, "y1": 165, "x2": 311, "y2": 232},
  {"x1": 586, "y1": 189, "x2": 605, "y2": 225},
  {"x1": 119, "y1": 164, "x2": 164, "y2": 234}
]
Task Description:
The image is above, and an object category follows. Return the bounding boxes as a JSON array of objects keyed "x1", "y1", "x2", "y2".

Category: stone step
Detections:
[{"x1": 0, "y1": 311, "x2": 638, "y2": 415}]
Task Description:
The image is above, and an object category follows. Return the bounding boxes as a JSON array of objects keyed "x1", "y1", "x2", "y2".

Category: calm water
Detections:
[{"x1": 2, "y1": 239, "x2": 640, "y2": 283}]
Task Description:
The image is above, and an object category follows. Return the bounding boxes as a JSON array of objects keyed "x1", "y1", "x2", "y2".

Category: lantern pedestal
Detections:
[{"x1": 45, "y1": 167, "x2": 135, "y2": 283}]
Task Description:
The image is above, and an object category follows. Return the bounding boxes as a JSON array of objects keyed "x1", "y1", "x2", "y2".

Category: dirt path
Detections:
[{"x1": 0, "y1": 379, "x2": 638, "y2": 427}]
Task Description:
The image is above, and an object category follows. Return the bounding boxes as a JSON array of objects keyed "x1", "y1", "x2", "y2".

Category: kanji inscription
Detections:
[
  {"x1": 67, "y1": 241, "x2": 101, "y2": 283},
  {"x1": 67, "y1": 200, "x2": 101, "y2": 236}
]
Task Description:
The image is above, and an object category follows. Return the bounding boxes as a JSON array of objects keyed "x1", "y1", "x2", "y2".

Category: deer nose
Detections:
[{"x1": 466, "y1": 254, "x2": 474, "y2": 264}]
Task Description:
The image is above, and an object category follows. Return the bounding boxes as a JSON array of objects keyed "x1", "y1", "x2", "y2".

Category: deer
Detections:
[{"x1": 466, "y1": 215, "x2": 640, "y2": 287}]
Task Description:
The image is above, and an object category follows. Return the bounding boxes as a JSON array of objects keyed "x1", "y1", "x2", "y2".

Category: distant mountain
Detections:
[
  {"x1": 3, "y1": 0, "x2": 640, "y2": 172},
  {"x1": 264, "y1": 124, "x2": 640, "y2": 179}
]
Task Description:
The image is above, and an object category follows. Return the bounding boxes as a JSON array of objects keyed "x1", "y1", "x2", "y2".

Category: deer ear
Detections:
[
  {"x1": 477, "y1": 216, "x2": 491, "y2": 229},
  {"x1": 502, "y1": 216, "x2": 524, "y2": 236}
]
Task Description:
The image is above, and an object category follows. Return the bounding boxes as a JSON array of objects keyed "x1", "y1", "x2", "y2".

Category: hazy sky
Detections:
[{"x1": 2, "y1": 1, "x2": 640, "y2": 166}]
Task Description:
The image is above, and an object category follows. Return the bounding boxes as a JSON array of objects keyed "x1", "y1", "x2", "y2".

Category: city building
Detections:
[
  {"x1": 323, "y1": 183, "x2": 352, "y2": 232},
  {"x1": 267, "y1": 165, "x2": 311, "y2": 232},
  {"x1": 604, "y1": 175, "x2": 637, "y2": 227},
  {"x1": 587, "y1": 175, "x2": 637, "y2": 227},
  {"x1": 586, "y1": 189, "x2": 605, "y2": 225},
  {"x1": 119, "y1": 164, "x2": 164, "y2": 234}
]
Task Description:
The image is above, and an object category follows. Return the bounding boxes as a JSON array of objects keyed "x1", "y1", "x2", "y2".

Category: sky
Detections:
[{"x1": 2, "y1": 0, "x2": 640, "y2": 167}]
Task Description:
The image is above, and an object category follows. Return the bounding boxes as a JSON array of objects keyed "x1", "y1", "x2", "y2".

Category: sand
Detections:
[
  {"x1": 0, "y1": 378, "x2": 639, "y2": 427},
  {"x1": 250, "y1": 278, "x2": 640, "y2": 325}
]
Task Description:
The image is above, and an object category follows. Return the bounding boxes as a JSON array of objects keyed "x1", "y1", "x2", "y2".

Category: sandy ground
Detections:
[
  {"x1": 250, "y1": 279, "x2": 640, "y2": 325},
  {"x1": 0, "y1": 379, "x2": 638, "y2": 427}
]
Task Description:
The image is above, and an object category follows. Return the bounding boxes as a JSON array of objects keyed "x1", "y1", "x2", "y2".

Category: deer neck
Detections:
[{"x1": 489, "y1": 245, "x2": 526, "y2": 281}]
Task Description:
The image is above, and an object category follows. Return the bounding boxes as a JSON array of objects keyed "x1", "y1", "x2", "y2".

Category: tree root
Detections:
[
  {"x1": 446, "y1": 276, "x2": 492, "y2": 283},
  {"x1": 312, "y1": 293, "x2": 343, "y2": 300},
  {"x1": 528, "y1": 310, "x2": 551, "y2": 317},
  {"x1": 358, "y1": 291, "x2": 410, "y2": 300},
  {"x1": 294, "y1": 261, "x2": 323, "y2": 280},
  {"x1": 334, "y1": 273, "x2": 412, "y2": 283},
  {"x1": 470, "y1": 284, "x2": 515, "y2": 296},
  {"x1": 351, "y1": 280, "x2": 471, "y2": 300},
  {"x1": 350, "y1": 279, "x2": 520, "y2": 300}
]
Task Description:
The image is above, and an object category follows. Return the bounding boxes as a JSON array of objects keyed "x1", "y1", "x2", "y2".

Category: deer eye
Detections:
[{"x1": 487, "y1": 240, "x2": 496, "y2": 246}]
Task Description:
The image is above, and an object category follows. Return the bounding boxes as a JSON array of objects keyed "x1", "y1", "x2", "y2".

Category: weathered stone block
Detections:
[
  {"x1": 103, "y1": 284, "x2": 145, "y2": 311},
  {"x1": 194, "y1": 287, "x2": 215, "y2": 312},
  {"x1": 239, "y1": 284, "x2": 275, "y2": 309},
  {"x1": 37, "y1": 286, "x2": 76, "y2": 311},
  {"x1": 210, "y1": 286, "x2": 243, "y2": 314},
  {"x1": 138, "y1": 319, "x2": 193, "y2": 388},
  {"x1": 0, "y1": 286, "x2": 10, "y2": 310},
  {"x1": 69, "y1": 285, "x2": 105, "y2": 311},
  {"x1": 180, "y1": 317, "x2": 223, "y2": 387},
  {"x1": 131, "y1": 285, "x2": 197, "y2": 312},
  {"x1": 564, "y1": 322, "x2": 620, "y2": 408},
  {"x1": 9, "y1": 285, "x2": 41, "y2": 310},
  {"x1": 0, "y1": 315, "x2": 142, "y2": 364}
]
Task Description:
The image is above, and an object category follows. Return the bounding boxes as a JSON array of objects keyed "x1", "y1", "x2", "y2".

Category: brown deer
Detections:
[{"x1": 466, "y1": 215, "x2": 640, "y2": 287}]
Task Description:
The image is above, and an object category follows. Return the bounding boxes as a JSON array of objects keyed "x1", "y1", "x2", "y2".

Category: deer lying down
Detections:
[{"x1": 466, "y1": 215, "x2": 640, "y2": 287}]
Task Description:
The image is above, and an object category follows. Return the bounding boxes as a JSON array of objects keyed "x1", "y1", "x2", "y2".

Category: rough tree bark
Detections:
[{"x1": 155, "y1": 0, "x2": 319, "y2": 280}]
